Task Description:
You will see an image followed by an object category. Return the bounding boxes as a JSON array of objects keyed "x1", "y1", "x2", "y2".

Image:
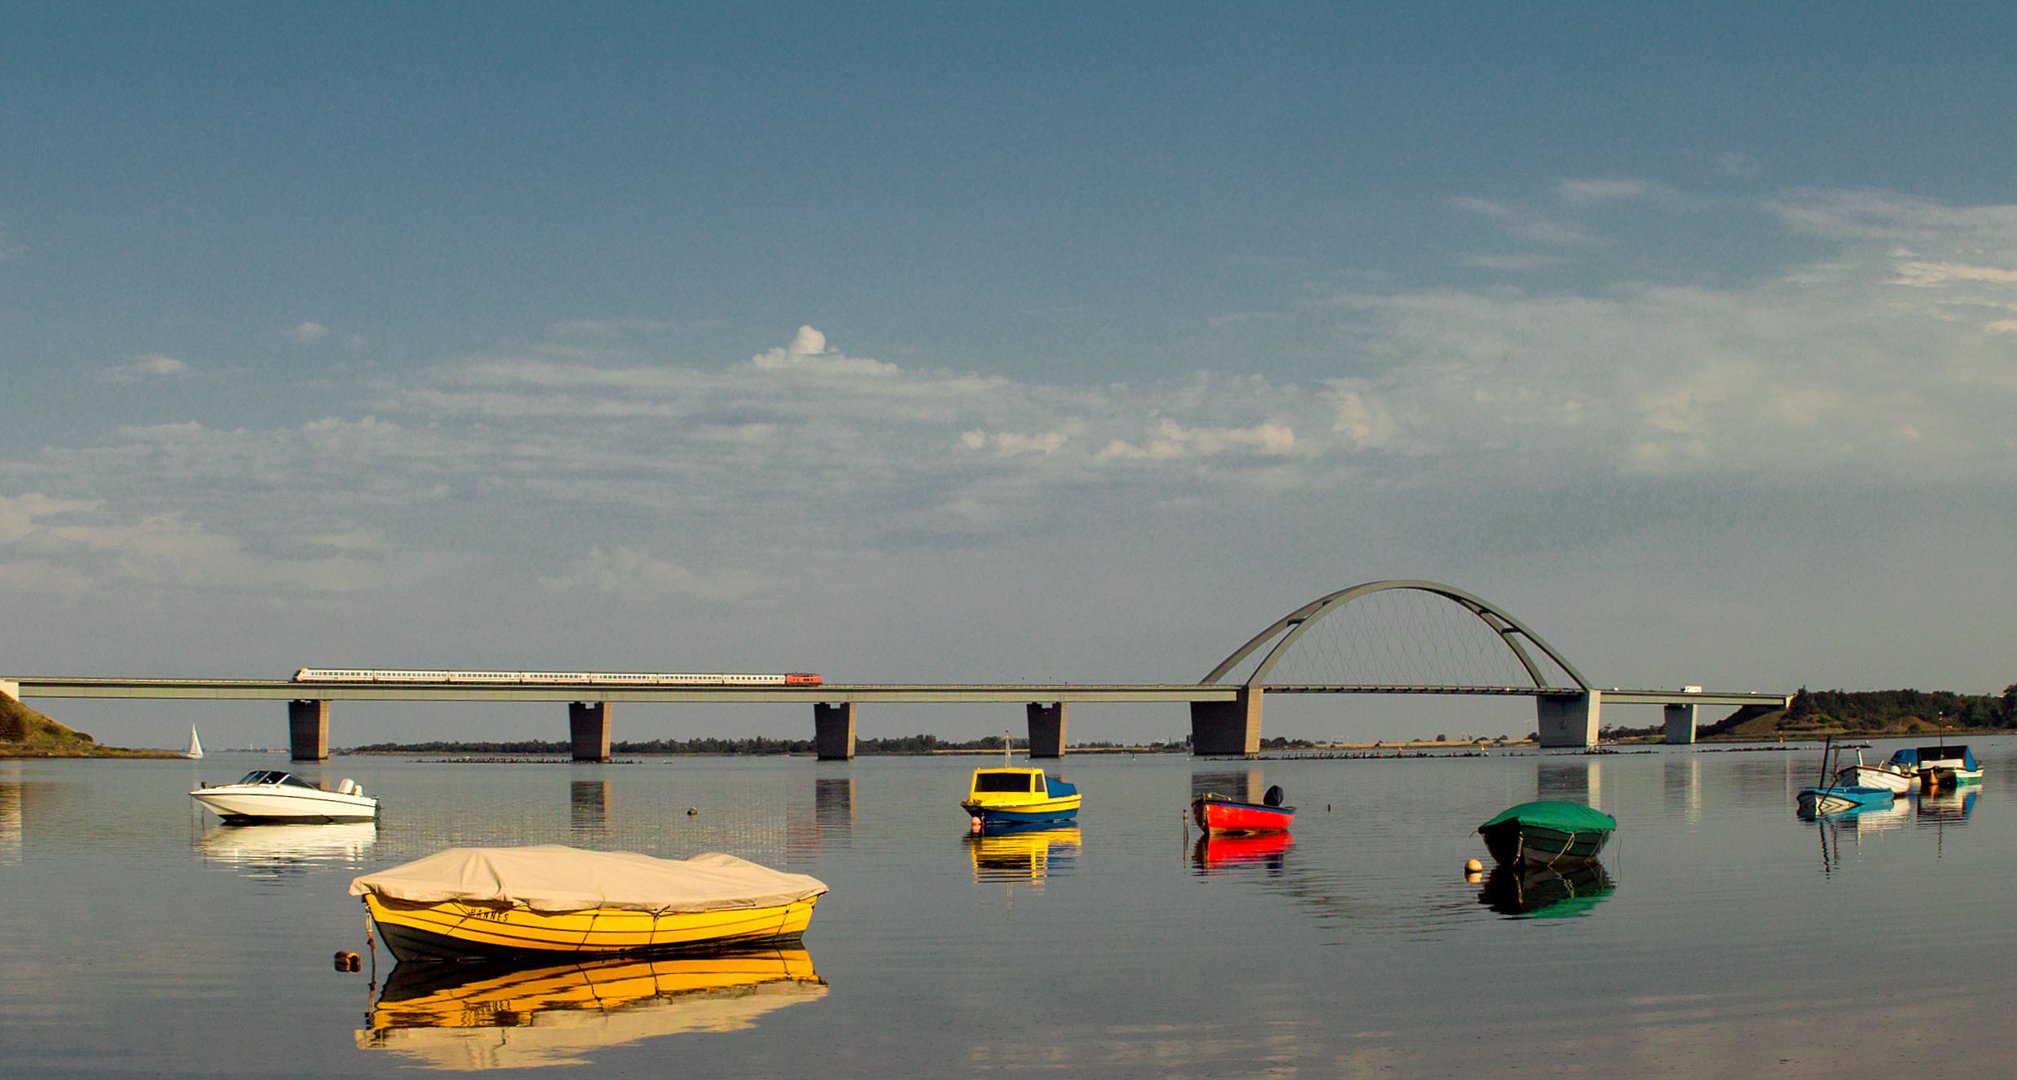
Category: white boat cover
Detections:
[{"x1": 348, "y1": 846, "x2": 827, "y2": 914}]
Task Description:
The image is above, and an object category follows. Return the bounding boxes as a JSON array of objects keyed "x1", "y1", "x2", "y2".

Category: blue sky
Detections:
[{"x1": 5, "y1": 6, "x2": 2016, "y2": 748}]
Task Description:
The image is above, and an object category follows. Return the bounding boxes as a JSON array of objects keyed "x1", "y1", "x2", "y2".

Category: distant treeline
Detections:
[
  {"x1": 347, "y1": 733, "x2": 1189, "y2": 755},
  {"x1": 1779, "y1": 686, "x2": 2017, "y2": 732}
]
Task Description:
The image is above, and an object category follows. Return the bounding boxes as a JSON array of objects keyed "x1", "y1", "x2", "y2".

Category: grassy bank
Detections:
[{"x1": 0, "y1": 695, "x2": 179, "y2": 758}]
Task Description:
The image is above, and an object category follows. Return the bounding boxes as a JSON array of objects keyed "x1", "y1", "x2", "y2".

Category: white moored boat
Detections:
[
  {"x1": 1838, "y1": 746, "x2": 1915, "y2": 795},
  {"x1": 191, "y1": 769, "x2": 378, "y2": 823}
]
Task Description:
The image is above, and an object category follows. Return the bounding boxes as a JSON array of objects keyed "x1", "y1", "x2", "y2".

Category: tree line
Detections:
[
  {"x1": 346, "y1": 733, "x2": 1186, "y2": 755},
  {"x1": 1778, "y1": 685, "x2": 2017, "y2": 732}
]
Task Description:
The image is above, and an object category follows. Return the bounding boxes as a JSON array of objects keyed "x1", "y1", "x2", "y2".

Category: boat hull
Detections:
[
  {"x1": 190, "y1": 788, "x2": 378, "y2": 823},
  {"x1": 1478, "y1": 820, "x2": 1611, "y2": 867},
  {"x1": 1190, "y1": 797, "x2": 1294, "y2": 835},
  {"x1": 960, "y1": 796, "x2": 1081, "y2": 826},
  {"x1": 1795, "y1": 785, "x2": 1894, "y2": 817},
  {"x1": 363, "y1": 893, "x2": 821, "y2": 962},
  {"x1": 1842, "y1": 765, "x2": 1915, "y2": 794}
]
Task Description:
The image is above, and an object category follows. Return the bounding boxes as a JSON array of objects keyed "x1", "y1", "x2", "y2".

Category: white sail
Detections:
[{"x1": 185, "y1": 725, "x2": 204, "y2": 759}]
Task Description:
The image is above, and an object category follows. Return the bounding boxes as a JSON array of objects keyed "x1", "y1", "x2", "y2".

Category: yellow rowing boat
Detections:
[{"x1": 350, "y1": 846, "x2": 827, "y2": 961}]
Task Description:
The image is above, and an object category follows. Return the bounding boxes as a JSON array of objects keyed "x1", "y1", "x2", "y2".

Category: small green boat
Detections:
[{"x1": 1477, "y1": 801, "x2": 1616, "y2": 867}]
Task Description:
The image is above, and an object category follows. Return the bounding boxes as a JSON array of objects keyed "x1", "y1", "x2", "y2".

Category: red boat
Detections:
[{"x1": 1190, "y1": 787, "x2": 1295, "y2": 835}]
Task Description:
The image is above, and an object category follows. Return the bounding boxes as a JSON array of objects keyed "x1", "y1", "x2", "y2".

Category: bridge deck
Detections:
[{"x1": 9, "y1": 676, "x2": 1785, "y2": 709}]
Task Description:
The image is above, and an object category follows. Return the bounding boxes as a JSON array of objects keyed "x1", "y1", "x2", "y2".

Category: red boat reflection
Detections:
[{"x1": 1191, "y1": 831, "x2": 1295, "y2": 870}]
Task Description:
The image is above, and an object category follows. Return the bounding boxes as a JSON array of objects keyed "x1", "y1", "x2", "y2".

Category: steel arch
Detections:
[{"x1": 1200, "y1": 580, "x2": 1591, "y2": 692}]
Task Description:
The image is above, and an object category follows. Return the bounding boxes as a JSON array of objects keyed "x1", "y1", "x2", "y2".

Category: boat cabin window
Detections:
[
  {"x1": 235, "y1": 770, "x2": 317, "y2": 788},
  {"x1": 974, "y1": 772, "x2": 1036, "y2": 793}
]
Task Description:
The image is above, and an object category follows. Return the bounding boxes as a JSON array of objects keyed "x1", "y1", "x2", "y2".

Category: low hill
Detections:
[
  {"x1": 0, "y1": 696, "x2": 174, "y2": 758},
  {"x1": 1701, "y1": 685, "x2": 2017, "y2": 740}
]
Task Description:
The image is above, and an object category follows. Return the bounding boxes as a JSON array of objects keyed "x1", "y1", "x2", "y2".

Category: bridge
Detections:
[{"x1": 3, "y1": 581, "x2": 1788, "y2": 761}]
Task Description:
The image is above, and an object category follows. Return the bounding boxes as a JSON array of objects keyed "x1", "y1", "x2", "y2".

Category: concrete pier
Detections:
[
  {"x1": 569, "y1": 702, "x2": 612, "y2": 762},
  {"x1": 1026, "y1": 702, "x2": 1067, "y2": 759},
  {"x1": 1664, "y1": 702, "x2": 1699, "y2": 744},
  {"x1": 1190, "y1": 687, "x2": 1264, "y2": 756},
  {"x1": 0, "y1": 679, "x2": 18, "y2": 702},
  {"x1": 288, "y1": 699, "x2": 330, "y2": 761},
  {"x1": 1536, "y1": 691, "x2": 1602, "y2": 749},
  {"x1": 814, "y1": 702, "x2": 856, "y2": 761}
]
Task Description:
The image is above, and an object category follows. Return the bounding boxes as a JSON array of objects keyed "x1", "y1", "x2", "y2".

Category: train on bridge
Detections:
[{"x1": 290, "y1": 669, "x2": 823, "y2": 686}]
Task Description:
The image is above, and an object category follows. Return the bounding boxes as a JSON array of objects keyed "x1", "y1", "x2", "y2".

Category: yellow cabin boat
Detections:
[
  {"x1": 960, "y1": 766, "x2": 1081, "y2": 827},
  {"x1": 350, "y1": 846, "x2": 827, "y2": 962}
]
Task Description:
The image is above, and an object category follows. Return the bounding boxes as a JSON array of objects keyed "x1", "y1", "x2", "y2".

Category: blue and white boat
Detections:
[
  {"x1": 1886, "y1": 744, "x2": 1983, "y2": 789},
  {"x1": 1796, "y1": 783, "x2": 1896, "y2": 817},
  {"x1": 1797, "y1": 737, "x2": 1898, "y2": 818}
]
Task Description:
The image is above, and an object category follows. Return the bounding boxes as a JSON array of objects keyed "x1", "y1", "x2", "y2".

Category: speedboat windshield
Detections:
[{"x1": 233, "y1": 770, "x2": 318, "y2": 789}]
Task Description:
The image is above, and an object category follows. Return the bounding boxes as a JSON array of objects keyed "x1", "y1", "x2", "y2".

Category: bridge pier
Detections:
[
  {"x1": 1536, "y1": 691, "x2": 1601, "y2": 749},
  {"x1": 814, "y1": 702, "x2": 856, "y2": 761},
  {"x1": 1664, "y1": 702, "x2": 1699, "y2": 744},
  {"x1": 569, "y1": 702, "x2": 612, "y2": 762},
  {"x1": 1190, "y1": 687, "x2": 1263, "y2": 756},
  {"x1": 1027, "y1": 702, "x2": 1067, "y2": 759},
  {"x1": 289, "y1": 699, "x2": 330, "y2": 761},
  {"x1": 0, "y1": 679, "x2": 17, "y2": 702}
]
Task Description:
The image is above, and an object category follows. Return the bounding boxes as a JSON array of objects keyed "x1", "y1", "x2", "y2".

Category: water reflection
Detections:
[
  {"x1": 1190, "y1": 832, "x2": 1293, "y2": 875},
  {"x1": 1190, "y1": 766, "x2": 1268, "y2": 804},
  {"x1": 1917, "y1": 789, "x2": 1977, "y2": 824},
  {"x1": 787, "y1": 776, "x2": 854, "y2": 861},
  {"x1": 195, "y1": 821, "x2": 378, "y2": 881},
  {"x1": 1841, "y1": 796, "x2": 1910, "y2": 834},
  {"x1": 967, "y1": 823, "x2": 1080, "y2": 882},
  {"x1": 568, "y1": 781, "x2": 610, "y2": 838},
  {"x1": 358, "y1": 947, "x2": 827, "y2": 1070},
  {"x1": 1662, "y1": 754, "x2": 1703, "y2": 822},
  {"x1": 1537, "y1": 758, "x2": 1601, "y2": 805},
  {"x1": 1477, "y1": 861, "x2": 1614, "y2": 919},
  {"x1": 0, "y1": 762, "x2": 20, "y2": 866}
]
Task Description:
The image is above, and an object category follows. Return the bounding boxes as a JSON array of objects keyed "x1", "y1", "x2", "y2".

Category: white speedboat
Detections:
[{"x1": 190, "y1": 769, "x2": 378, "y2": 822}]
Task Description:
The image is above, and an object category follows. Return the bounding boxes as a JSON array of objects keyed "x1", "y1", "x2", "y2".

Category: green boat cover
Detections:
[{"x1": 1477, "y1": 801, "x2": 1617, "y2": 834}]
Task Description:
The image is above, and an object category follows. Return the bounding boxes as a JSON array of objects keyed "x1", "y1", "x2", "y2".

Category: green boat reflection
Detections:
[{"x1": 1478, "y1": 860, "x2": 1614, "y2": 919}]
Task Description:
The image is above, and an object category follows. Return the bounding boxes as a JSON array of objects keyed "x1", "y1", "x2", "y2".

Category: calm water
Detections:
[{"x1": 2, "y1": 740, "x2": 2013, "y2": 1077}]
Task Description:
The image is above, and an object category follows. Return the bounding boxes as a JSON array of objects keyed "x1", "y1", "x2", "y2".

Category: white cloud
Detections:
[
  {"x1": 1096, "y1": 418, "x2": 1296, "y2": 462},
  {"x1": 290, "y1": 322, "x2": 330, "y2": 344},
  {"x1": 960, "y1": 429, "x2": 1068, "y2": 455},
  {"x1": 1892, "y1": 262, "x2": 2017, "y2": 287},
  {"x1": 1448, "y1": 196, "x2": 1602, "y2": 247},
  {"x1": 94, "y1": 354, "x2": 193, "y2": 385},
  {"x1": 750, "y1": 325, "x2": 899, "y2": 376}
]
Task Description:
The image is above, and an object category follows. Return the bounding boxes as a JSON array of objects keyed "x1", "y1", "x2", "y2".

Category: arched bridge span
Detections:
[{"x1": 1200, "y1": 579, "x2": 1591, "y2": 694}]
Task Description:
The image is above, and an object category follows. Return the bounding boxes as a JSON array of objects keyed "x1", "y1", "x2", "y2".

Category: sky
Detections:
[{"x1": 4, "y1": 5, "x2": 2016, "y2": 749}]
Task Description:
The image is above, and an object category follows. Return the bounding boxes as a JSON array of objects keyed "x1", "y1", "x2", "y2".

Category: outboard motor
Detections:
[{"x1": 1263, "y1": 784, "x2": 1285, "y2": 807}]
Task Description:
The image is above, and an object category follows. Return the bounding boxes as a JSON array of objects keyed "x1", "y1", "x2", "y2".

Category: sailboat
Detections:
[{"x1": 185, "y1": 725, "x2": 204, "y2": 760}]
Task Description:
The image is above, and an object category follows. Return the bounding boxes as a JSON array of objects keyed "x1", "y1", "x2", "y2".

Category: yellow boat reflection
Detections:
[
  {"x1": 357, "y1": 948, "x2": 826, "y2": 1070},
  {"x1": 966, "y1": 823, "x2": 1080, "y2": 881}
]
